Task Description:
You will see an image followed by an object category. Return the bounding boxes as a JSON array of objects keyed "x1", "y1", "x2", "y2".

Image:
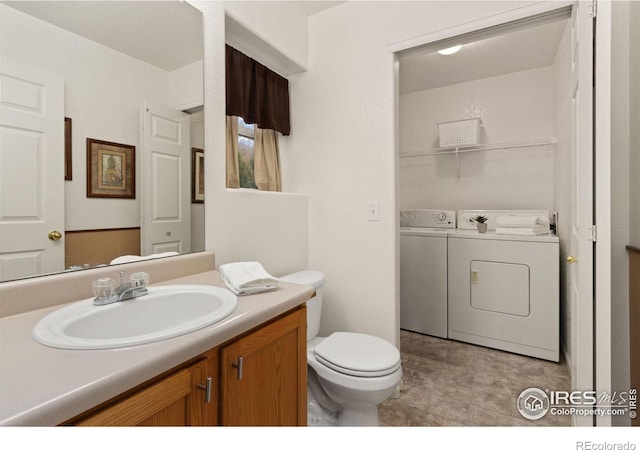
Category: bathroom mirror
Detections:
[{"x1": 0, "y1": 1, "x2": 204, "y2": 282}]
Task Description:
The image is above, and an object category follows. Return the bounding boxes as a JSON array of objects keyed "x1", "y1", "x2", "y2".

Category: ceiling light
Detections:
[{"x1": 437, "y1": 45, "x2": 462, "y2": 55}]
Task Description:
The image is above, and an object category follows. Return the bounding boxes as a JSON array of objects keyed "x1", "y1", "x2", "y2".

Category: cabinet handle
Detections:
[
  {"x1": 232, "y1": 356, "x2": 244, "y2": 380},
  {"x1": 197, "y1": 376, "x2": 213, "y2": 403}
]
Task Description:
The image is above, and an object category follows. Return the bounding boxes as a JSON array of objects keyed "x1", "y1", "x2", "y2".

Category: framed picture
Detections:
[
  {"x1": 64, "y1": 117, "x2": 72, "y2": 180},
  {"x1": 192, "y1": 148, "x2": 204, "y2": 203},
  {"x1": 86, "y1": 138, "x2": 135, "y2": 199}
]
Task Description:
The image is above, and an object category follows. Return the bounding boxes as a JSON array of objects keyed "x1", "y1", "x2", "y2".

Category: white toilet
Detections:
[{"x1": 280, "y1": 270, "x2": 402, "y2": 426}]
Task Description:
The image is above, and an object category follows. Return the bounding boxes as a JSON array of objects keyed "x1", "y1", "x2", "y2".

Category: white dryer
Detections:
[
  {"x1": 447, "y1": 210, "x2": 559, "y2": 361},
  {"x1": 400, "y1": 209, "x2": 455, "y2": 338}
]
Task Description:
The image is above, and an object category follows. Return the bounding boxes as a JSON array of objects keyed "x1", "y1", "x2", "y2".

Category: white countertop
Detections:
[{"x1": 0, "y1": 271, "x2": 313, "y2": 426}]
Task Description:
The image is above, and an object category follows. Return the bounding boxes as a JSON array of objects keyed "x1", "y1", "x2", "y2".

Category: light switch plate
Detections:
[{"x1": 368, "y1": 201, "x2": 380, "y2": 221}]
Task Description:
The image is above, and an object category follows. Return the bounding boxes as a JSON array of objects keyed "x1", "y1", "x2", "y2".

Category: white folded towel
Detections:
[
  {"x1": 495, "y1": 215, "x2": 550, "y2": 228},
  {"x1": 219, "y1": 261, "x2": 279, "y2": 296},
  {"x1": 496, "y1": 226, "x2": 550, "y2": 236}
]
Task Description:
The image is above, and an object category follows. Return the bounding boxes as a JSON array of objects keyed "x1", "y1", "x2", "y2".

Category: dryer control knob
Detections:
[{"x1": 438, "y1": 212, "x2": 446, "y2": 221}]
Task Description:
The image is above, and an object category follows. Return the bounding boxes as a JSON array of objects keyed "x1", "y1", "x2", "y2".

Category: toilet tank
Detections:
[{"x1": 279, "y1": 270, "x2": 325, "y2": 341}]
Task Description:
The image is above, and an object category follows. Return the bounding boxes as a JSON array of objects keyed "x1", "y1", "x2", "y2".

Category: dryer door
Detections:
[{"x1": 470, "y1": 260, "x2": 530, "y2": 317}]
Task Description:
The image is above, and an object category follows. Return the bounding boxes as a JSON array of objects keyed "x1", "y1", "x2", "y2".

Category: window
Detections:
[{"x1": 237, "y1": 117, "x2": 256, "y2": 189}]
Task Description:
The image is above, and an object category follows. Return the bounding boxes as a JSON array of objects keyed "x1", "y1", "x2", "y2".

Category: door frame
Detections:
[
  {"x1": 593, "y1": 0, "x2": 613, "y2": 426},
  {"x1": 389, "y1": 0, "x2": 612, "y2": 426}
]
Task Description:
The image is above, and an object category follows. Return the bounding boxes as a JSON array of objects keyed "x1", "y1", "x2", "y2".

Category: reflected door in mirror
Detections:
[
  {"x1": 141, "y1": 100, "x2": 191, "y2": 256},
  {"x1": 0, "y1": 57, "x2": 65, "y2": 281}
]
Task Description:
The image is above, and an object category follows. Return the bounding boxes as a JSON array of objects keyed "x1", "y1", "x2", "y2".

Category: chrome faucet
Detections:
[{"x1": 93, "y1": 271, "x2": 149, "y2": 306}]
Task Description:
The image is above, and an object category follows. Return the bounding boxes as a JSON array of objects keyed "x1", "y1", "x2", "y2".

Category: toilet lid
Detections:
[{"x1": 313, "y1": 332, "x2": 401, "y2": 377}]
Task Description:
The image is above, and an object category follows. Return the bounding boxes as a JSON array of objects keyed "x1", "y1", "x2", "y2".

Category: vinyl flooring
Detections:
[{"x1": 378, "y1": 330, "x2": 572, "y2": 426}]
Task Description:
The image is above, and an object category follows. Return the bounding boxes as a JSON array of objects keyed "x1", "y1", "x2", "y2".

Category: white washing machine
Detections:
[
  {"x1": 447, "y1": 210, "x2": 559, "y2": 361},
  {"x1": 399, "y1": 209, "x2": 455, "y2": 338}
]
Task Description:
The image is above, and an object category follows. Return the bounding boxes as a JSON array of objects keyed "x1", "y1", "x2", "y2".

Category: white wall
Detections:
[
  {"x1": 197, "y1": 0, "x2": 564, "y2": 346},
  {"x1": 169, "y1": 60, "x2": 204, "y2": 110},
  {"x1": 0, "y1": 5, "x2": 169, "y2": 231},
  {"x1": 399, "y1": 67, "x2": 555, "y2": 212},
  {"x1": 285, "y1": 1, "x2": 542, "y2": 344},
  {"x1": 224, "y1": 0, "x2": 308, "y2": 74},
  {"x1": 215, "y1": 1, "x2": 310, "y2": 276},
  {"x1": 609, "y1": 0, "x2": 634, "y2": 426},
  {"x1": 196, "y1": 1, "x2": 309, "y2": 278}
]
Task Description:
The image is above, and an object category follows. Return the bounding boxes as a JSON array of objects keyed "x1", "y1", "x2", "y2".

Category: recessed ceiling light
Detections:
[{"x1": 437, "y1": 45, "x2": 462, "y2": 55}]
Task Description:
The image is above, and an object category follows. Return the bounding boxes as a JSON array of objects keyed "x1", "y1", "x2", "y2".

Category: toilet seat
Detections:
[{"x1": 313, "y1": 332, "x2": 401, "y2": 377}]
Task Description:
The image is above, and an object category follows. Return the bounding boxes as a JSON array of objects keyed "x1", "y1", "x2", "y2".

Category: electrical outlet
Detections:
[{"x1": 368, "y1": 201, "x2": 380, "y2": 221}]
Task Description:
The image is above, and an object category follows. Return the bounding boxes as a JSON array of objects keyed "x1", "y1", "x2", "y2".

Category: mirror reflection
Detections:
[{"x1": 0, "y1": 1, "x2": 204, "y2": 282}]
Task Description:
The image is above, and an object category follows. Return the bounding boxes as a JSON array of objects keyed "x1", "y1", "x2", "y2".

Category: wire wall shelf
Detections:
[
  {"x1": 399, "y1": 137, "x2": 558, "y2": 159},
  {"x1": 398, "y1": 137, "x2": 558, "y2": 177}
]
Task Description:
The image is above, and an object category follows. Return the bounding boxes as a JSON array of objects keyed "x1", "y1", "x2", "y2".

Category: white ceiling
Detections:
[
  {"x1": 2, "y1": 1, "x2": 203, "y2": 72},
  {"x1": 399, "y1": 17, "x2": 569, "y2": 94},
  {"x1": 2, "y1": 1, "x2": 345, "y2": 72},
  {"x1": 4, "y1": 0, "x2": 566, "y2": 90}
]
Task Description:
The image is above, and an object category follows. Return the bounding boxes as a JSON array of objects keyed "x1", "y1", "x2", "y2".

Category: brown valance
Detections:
[{"x1": 225, "y1": 45, "x2": 290, "y2": 136}]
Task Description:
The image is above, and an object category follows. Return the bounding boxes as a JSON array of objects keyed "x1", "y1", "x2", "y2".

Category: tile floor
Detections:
[{"x1": 378, "y1": 330, "x2": 572, "y2": 426}]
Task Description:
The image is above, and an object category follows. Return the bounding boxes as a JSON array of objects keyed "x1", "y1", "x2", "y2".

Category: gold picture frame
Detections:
[
  {"x1": 86, "y1": 138, "x2": 135, "y2": 199},
  {"x1": 192, "y1": 147, "x2": 204, "y2": 203}
]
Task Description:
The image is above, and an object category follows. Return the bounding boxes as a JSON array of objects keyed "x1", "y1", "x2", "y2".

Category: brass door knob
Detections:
[
  {"x1": 566, "y1": 256, "x2": 577, "y2": 264},
  {"x1": 48, "y1": 230, "x2": 62, "y2": 241}
]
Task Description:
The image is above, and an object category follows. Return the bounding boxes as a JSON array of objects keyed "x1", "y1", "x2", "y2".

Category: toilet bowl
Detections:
[{"x1": 280, "y1": 270, "x2": 402, "y2": 426}]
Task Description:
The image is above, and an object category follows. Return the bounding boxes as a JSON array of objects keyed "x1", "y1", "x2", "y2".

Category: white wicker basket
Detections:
[{"x1": 438, "y1": 118, "x2": 481, "y2": 148}]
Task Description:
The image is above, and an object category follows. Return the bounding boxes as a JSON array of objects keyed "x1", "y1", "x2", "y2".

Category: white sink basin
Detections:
[{"x1": 33, "y1": 285, "x2": 238, "y2": 350}]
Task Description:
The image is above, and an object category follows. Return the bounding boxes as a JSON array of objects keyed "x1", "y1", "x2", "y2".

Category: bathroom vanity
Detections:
[
  {"x1": 0, "y1": 252, "x2": 313, "y2": 426},
  {"x1": 67, "y1": 306, "x2": 306, "y2": 426}
]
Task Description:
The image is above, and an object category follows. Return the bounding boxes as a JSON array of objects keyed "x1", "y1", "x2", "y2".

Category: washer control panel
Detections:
[{"x1": 400, "y1": 209, "x2": 456, "y2": 228}]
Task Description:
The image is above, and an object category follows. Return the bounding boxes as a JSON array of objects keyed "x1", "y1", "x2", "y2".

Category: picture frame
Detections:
[
  {"x1": 86, "y1": 138, "x2": 135, "y2": 199},
  {"x1": 192, "y1": 147, "x2": 204, "y2": 203},
  {"x1": 64, "y1": 117, "x2": 72, "y2": 180}
]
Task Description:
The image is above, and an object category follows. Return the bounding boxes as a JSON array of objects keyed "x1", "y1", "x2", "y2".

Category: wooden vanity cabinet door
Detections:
[
  {"x1": 74, "y1": 352, "x2": 218, "y2": 426},
  {"x1": 219, "y1": 306, "x2": 307, "y2": 426},
  {"x1": 193, "y1": 348, "x2": 219, "y2": 426}
]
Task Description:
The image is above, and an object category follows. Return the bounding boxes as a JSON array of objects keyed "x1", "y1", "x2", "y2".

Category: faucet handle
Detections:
[
  {"x1": 119, "y1": 271, "x2": 125, "y2": 286},
  {"x1": 92, "y1": 278, "x2": 114, "y2": 299},
  {"x1": 130, "y1": 272, "x2": 149, "y2": 288}
]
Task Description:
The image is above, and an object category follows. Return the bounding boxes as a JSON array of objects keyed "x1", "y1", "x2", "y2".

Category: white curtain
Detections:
[
  {"x1": 254, "y1": 128, "x2": 282, "y2": 192},
  {"x1": 225, "y1": 116, "x2": 239, "y2": 188}
]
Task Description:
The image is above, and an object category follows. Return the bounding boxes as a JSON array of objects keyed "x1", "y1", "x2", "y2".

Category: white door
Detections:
[
  {"x1": 568, "y1": 2, "x2": 595, "y2": 426},
  {"x1": 0, "y1": 57, "x2": 64, "y2": 281},
  {"x1": 140, "y1": 100, "x2": 191, "y2": 256}
]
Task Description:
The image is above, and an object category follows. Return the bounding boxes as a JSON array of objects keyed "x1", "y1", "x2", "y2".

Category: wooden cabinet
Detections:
[
  {"x1": 66, "y1": 306, "x2": 305, "y2": 426},
  {"x1": 76, "y1": 368, "x2": 194, "y2": 426},
  {"x1": 73, "y1": 348, "x2": 217, "y2": 426},
  {"x1": 220, "y1": 305, "x2": 307, "y2": 426}
]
